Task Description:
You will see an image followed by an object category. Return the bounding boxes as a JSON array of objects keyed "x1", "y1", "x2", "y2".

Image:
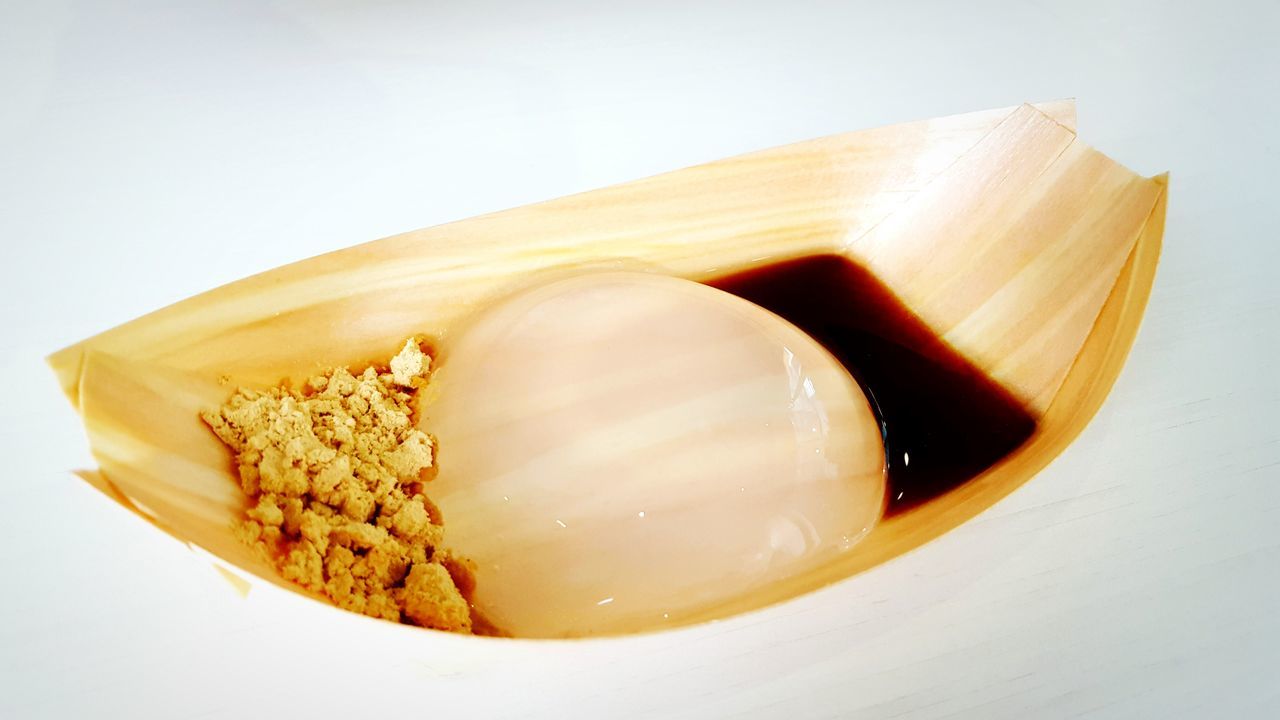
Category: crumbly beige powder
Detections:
[{"x1": 201, "y1": 339, "x2": 474, "y2": 633}]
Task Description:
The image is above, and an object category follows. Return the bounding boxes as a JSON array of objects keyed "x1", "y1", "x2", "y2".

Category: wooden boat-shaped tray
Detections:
[{"x1": 48, "y1": 100, "x2": 1168, "y2": 637}]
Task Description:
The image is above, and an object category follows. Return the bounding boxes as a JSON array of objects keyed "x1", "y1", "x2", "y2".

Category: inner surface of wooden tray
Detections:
[{"x1": 50, "y1": 100, "x2": 1168, "y2": 637}]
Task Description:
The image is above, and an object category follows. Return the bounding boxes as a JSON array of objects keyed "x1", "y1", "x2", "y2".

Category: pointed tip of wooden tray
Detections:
[
  {"x1": 1027, "y1": 98, "x2": 1078, "y2": 134},
  {"x1": 47, "y1": 347, "x2": 84, "y2": 412}
]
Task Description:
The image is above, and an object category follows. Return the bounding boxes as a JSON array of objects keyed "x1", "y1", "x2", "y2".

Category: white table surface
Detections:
[{"x1": 3, "y1": 1, "x2": 1277, "y2": 718}]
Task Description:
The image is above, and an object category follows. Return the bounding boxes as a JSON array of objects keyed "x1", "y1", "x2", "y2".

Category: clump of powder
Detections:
[{"x1": 201, "y1": 339, "x2": 474, "y2": 633}]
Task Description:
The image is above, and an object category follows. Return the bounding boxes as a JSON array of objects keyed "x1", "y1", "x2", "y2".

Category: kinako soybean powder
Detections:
[{"x1": 201, "y1": 339, "x2": 478, "y2": 633}]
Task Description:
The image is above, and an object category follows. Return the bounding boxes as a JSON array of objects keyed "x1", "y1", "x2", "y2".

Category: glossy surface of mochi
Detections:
[{"x1": 423, "y1": 273, "x2": 887, "y2": 638}]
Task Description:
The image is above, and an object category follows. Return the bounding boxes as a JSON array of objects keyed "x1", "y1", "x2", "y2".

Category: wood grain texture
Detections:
[
  {"x1": 679, "y1": 177, "x2": 1167, "y2": 626},
  {"x1": 849, "y1": 106, "x2": 1162, "y2": 412},
  {"x1": 46, "y1": 100, "x2": 1167, "y2": 639},
  {"x1": 47, "y1": 101, "x2": 1077, "y2": 406}
]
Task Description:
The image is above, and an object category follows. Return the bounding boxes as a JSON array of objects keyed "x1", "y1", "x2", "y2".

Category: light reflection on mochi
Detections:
[{"x1": 422, "y1": 273, "x2": 886, "y2": 638}]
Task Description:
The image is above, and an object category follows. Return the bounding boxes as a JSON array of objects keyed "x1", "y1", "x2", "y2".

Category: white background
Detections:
[{"x1": 2, "y1": 1, "x2": 1278, "y2": 718}]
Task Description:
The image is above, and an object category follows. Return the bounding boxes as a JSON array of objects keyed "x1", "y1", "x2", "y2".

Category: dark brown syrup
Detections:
[{"x1": 708, "y1": 254, "x2": 1036, "y2": 516}]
